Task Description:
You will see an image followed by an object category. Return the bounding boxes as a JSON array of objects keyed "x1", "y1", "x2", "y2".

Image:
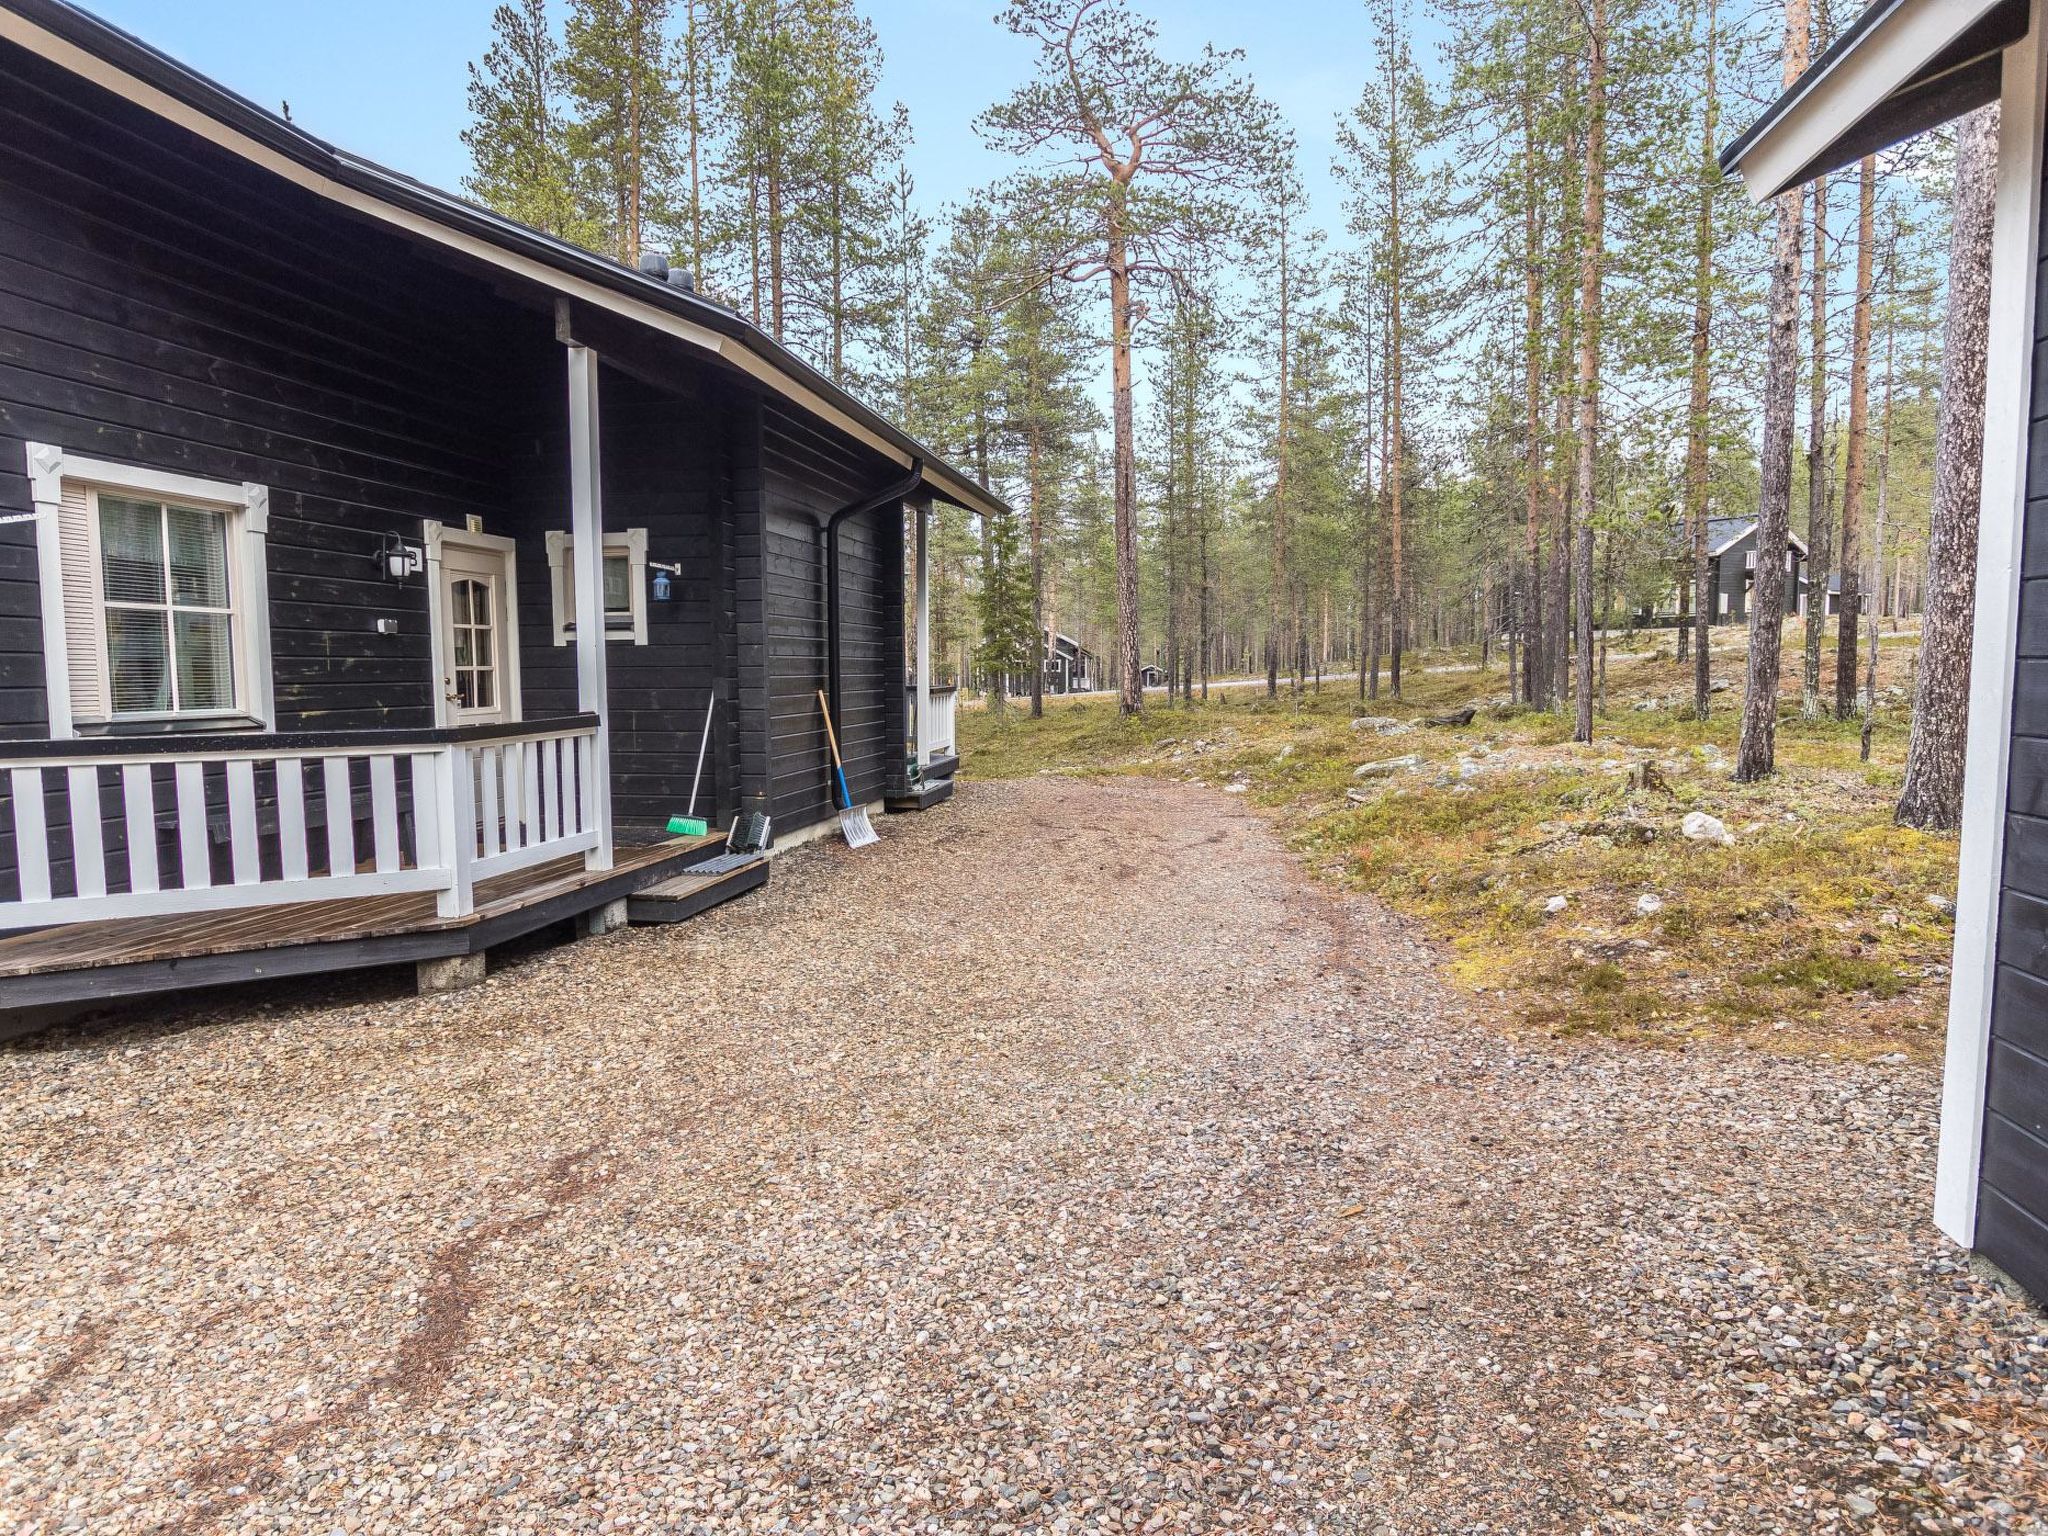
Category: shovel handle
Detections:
[{"x1": 817, "y1": 690, "x2": 851, "y2": 808}]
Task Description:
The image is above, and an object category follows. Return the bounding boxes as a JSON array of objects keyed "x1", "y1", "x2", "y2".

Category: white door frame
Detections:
[{"x1": 424, "y1": 521, "x2": 523, "y2": 729}]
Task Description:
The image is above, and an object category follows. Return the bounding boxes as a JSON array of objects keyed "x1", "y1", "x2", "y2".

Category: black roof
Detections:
[{"x1": 0, "y1": 0, "x2": 1006, "y2": 519}]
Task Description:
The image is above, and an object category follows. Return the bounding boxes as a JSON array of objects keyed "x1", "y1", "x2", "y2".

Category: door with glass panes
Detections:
[{"x1": 438, "y1": 542, "x2": 514, "y2": 726}]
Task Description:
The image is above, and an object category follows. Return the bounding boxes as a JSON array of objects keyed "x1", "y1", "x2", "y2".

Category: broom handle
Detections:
[
  {"x1": 816, "y1": 690, "x2": 853, "y2": 809},
  {"x1": 686, "y1": 688, "x2": 715, "y2": 817}
]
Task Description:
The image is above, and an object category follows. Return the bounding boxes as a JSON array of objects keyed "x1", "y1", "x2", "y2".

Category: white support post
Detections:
[
  {"x1": 1934, "y1": 4, "x2": 2047, "y2": 1250},
  {"x1": 567, "y1": 341, "x2": 614, "y2": 872},
  {"x1": 434, "y1": 745, "x2": 476, "y2": 920},
  {"x1": 916, "y1": 502, "x2": 932, "y2": 773}
]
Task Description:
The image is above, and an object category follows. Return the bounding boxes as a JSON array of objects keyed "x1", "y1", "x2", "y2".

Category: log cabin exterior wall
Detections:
[{"x1": 0, "y1": 12, "x2": 964, "y2": 923}]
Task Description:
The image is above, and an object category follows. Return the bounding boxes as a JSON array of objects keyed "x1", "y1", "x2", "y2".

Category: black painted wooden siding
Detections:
[
  {"x1": 1985, "y1": 118, "x2": 2048, "y2": 1306},
  {"x1": 758, "y1": 401, "x2": 903, "y2": 831}
]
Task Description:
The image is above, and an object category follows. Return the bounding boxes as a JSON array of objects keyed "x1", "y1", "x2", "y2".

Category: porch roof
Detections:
[
  {"x1": 1720, "y1": 0, "x2": 2025, "y2": 200},
  {"x1": 0, "y1": 0, "x2": 1010, "y2": 523}
]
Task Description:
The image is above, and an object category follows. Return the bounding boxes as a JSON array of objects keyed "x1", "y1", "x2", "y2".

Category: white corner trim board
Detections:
[
  {"x1": 1933, "y1": 0, "x2": 2047, "y2": 1250},
  {"x1": 23, "y1": 442, "x2": 274, "y2": 738}
]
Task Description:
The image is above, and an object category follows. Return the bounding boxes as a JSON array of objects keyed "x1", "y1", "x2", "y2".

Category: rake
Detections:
[{"x1": 816, "y1": 689, "x2": 879, "y2": 849}]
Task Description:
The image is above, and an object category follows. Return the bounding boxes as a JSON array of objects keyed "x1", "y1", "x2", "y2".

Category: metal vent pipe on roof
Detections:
[{"x1": 636, "y1": 249, "x2": 670, "y2": 280}]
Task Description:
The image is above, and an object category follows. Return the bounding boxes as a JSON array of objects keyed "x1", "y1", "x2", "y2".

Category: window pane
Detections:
[
  {"x1": 174, "y1": 612, "x2": 234, "y2": 710},
  {"x1": 167, "y1": 504, "x2": 229, "y2": 607},
  {"x1": 100, "y1": 497, "x2": 166, "y2": 605},
  {"x1": 472, "y1": 667, "x2": 494, "y2": 708},
  {"x1": 603, "y1": 554, "x2": 632, "y2": 614},
  {"x1": 106, "y1": 608, "x2": 171, "y2": 714},
  {"x1": 471, "y1": 581, "x2": 491, "y2": 625}
]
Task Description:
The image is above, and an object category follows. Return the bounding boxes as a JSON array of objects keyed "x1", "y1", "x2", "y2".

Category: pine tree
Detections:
[
  {"x1": 561, "y1": 0, "x2": 685, "y2": 265},
  {"x1": 462, "y1": 0, "x2": 596, "y2": 244}
]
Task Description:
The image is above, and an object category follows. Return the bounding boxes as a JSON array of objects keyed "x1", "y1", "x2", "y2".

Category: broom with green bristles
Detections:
[{"x1": 816, "y1": 689, "x2": 879, "y2": 849}]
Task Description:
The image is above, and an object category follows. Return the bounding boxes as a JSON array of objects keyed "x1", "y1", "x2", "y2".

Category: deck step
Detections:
[
  {"x1": 885, "y1": 777, "x2": 954, "y2": 813},
  {"x1": 627, "y1": 855, "x2": 770, "y2": 925}
]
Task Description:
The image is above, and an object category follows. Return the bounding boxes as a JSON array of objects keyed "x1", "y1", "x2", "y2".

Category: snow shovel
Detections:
[{"x1": 816, "y1": 689, "x2": 879, "y2": 849}]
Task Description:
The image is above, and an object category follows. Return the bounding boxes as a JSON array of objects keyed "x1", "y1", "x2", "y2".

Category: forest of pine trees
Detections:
[{"x1": 463, "y1": 0, "x2": 1967, "y2": 786}]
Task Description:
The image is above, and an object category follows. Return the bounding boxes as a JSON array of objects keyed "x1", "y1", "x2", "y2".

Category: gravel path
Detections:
[{"x1": 3, "y1": 778, "x2": 2044, "y2": 1535}]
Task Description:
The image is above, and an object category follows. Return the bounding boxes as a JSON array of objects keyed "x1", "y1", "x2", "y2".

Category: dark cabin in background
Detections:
[{"x1": 0, "y1": 0, "x2": 999, "y2": 1016}]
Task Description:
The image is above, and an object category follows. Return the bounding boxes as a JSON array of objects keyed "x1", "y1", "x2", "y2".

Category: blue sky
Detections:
[{"x1": 80, "y1": 0, "x2": 1385, "y2": 244}]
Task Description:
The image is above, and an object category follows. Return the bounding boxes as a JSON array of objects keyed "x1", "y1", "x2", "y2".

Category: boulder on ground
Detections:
[
  {"x1": 1681, "y1": 811, "x2": 1734, "y2": 845},
  {"x1": 1354, "y1": 754, "x2": 1424, "y2": 779},
  {"x1": 1428, "y1": 706, "x2": 1478, "y2": 727}
]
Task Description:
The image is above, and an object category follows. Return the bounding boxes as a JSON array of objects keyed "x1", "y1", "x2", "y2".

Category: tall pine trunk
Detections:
[
  {"x1": 1107, "y1": 206, "x2": 1143, "y2": 716},
  {"x1": 1735, "y1": 0, "x2": 1809, "y2": 783},
  {"x1": 1522, "y1": 134, "x2": 1546, "y2": 710},
  {"x1": 1685, "y1": 0, "x2": 1719, "y2": 721},
  {"x1": 1898, "y1": 104, "x2": 1999, "y2": 829},
  {"x1": 1837, "y1": 154, "x2": 1876, "y2": 716},
  {"x1": 1802, "y1": 173, "x2": 1831, "y2": 720},
  {"x1": 1571, "y1": 0, "x2": 1605, "y2": 745}
]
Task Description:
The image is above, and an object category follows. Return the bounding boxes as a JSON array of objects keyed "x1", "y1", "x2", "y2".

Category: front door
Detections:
[{"x1": 438, "y1": 541, "x2": 515, "y2": 726}]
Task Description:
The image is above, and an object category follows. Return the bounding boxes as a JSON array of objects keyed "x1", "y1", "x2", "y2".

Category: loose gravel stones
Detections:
[{"x1": 1, "y1": 778, "x2": 2042, "y2": 1533}]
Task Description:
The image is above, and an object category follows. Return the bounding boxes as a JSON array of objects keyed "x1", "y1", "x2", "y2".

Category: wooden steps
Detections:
[{"x1": 627, "y1": 856, "x2": 769, "y2": 925}]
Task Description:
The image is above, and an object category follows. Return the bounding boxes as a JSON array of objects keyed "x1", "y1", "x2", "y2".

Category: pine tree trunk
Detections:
[
  {"x1": 1898, "y1": 103, "x2": 1999, "y2": 830},
  {"x1": 1803, "y1": 173, "x2": 1831, "y2": 719},
  {"x1": 1107, "y1": 218, "x2": 1143, "y2": 716},
  {"x1": 1029, "y1": 427, "x2": 1045, "y2": 720},
  {"x1": 1867, "y1": 313, "x2": 1894, "y2": 713},
  {"x1": 1688, "y1": 0, "x2": 1719, "y2": 721},
  {"x1": 1571, "y1": 0, "x2": 1605, "y2": 746},
  {"x1": 1837, "y1": 154, "x2": 1876, "y2": 716},
  {"x1": 1522, "y1": 143, "x2": 1545, "y2": 711},
  {"x1": 1269, "y1": 220, "x2": 1290, "y2": 700},
  {"x1": 1736, "y1": 0, "x2": 1809, "y2": 783}
]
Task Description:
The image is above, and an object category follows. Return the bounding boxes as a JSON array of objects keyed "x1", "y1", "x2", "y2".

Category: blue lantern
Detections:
[{"x1": 652, "y1": 568, "x2": 673, "y2": 602}]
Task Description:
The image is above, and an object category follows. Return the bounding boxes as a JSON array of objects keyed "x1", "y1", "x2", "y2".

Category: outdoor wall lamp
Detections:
[
  {"x1": 650, "y1": 560, "x2": 682, "y2": 602},
  {"x1": 375, "y1": 532, "x2": 423, "y2": 583}
]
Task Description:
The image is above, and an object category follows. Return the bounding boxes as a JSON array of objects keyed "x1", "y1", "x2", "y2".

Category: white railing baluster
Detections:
[
  {"x1": 541, "y1": 737, "x2": 561, "y2": 844},
  {"x1": 10, "y1": 767, "x2": 50, "y2": 903},
  {"x1": 479, "y1": 746, "x2": 501, "y2": 860},
  {"x1": 323, "y1": 757, "x2": 355, "y2": 878},
  {"x1": 174, "y1": 762, "x2": 209, "y2": 890},
  {"x1": 501, "y1": 743, "x2": 524, "y2": 853},
  {"x1": 410, "y1": 751, "x2": 441, "y2": 876},
  {"x1": 276, "y1": 758, "x2": 308, "y2": 882},
  {"x1": 226, "y1": 760, "x2": 259, "y2": 885},
  {"x1": 121, "y1": 764, "x2": 158, "y2": 895},
  {"x1": 66, "y1": 765, "x2": 106, "y2": 900},
  {"x1": 522, "y1": 740, "x2": 541, "y2": 850},
  {"x1": 369, "y1": 754, "x2": 400, "y2": 874}
]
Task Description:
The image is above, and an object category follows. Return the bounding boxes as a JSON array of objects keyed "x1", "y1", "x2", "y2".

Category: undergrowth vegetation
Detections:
[{"x1": 960, "y1": 634, "x2": 1959, "y2": 1057}]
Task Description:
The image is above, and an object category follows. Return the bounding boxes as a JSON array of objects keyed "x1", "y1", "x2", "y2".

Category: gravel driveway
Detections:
[{"x1": 4, "y1": 778, "x2": 2044, "y2": 1534}]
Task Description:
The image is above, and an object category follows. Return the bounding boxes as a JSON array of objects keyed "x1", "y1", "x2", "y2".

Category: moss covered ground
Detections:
[{"x1": 959, "y1": 630, "x2": 1957, "y2": 1058}]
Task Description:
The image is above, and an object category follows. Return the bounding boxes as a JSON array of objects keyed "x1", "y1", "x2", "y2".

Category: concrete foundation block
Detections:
[
  {"x1": 416, "y1": 952, "x2": 486, "y2": 996},
  {"x1": 584, "y1": 898, "x2": 630, "y2": 937}
]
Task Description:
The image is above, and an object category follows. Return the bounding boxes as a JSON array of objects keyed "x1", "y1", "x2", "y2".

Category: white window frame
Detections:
[
  {"x1": 544, "y1": 527, "x2": 648, "y2": 645},
  {"x1": 24, "y1": 443, "x2": 273, "y2": 738}
]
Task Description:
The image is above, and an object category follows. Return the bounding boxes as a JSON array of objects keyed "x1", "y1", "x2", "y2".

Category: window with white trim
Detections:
[
  {"x1": 25, "y1": 445, "x2": 273, "y2": 736},
  {"x1": 545, "y1": 528, "x2": 648, "y2": 645}
]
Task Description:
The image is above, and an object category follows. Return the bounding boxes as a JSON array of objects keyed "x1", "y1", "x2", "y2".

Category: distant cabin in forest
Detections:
[
  {"x1": 1138, "y1": 664, "x2": 1168, "y2": 689},
  {"x1": 1044, "y1": 631, "x2": 1099, "y2": 695},
  {"x1": 1703, "y1": 518, "x2": 1812, "y2": 624}
]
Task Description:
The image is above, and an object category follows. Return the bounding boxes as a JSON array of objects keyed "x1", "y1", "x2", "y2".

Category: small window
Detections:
[
  {"x1": 26, "y1": 444, "x2": 273, "y2": 736},
  {"x1": 99, "y1": 495, "x2": 238, "y2": 716},
  {"x1": 545, "y1": 528, "x2": 648, "y2": 645}
]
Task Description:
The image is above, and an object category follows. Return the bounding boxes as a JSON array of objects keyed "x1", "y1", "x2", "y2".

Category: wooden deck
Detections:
[{"x1": 0, "y1": 833, "x2": 727, "y2": 1015}]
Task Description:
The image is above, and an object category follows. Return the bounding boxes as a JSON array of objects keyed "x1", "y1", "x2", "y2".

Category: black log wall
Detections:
[{"x1": 1985, "y1": 117, "x2": 2048, "y2": 1306}]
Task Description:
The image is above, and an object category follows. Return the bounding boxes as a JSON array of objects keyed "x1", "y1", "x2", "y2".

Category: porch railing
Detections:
[
  {"x1": 910, "y1": 685, "x2": 957, "y2": 761},
  {"x1": 0, "y1": 714, "x2": 602, "y2": 930}
]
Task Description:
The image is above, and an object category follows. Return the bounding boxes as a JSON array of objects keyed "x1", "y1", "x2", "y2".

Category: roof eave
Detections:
[{"x1": 1720, "y1": 0, "x2": 2024, "y2": 201}]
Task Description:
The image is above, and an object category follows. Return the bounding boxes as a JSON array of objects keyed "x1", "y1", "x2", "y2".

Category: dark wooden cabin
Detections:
[
  {"x1": 1703, "y1": 518, "x2": 1810, "y2": 625},
  {"x1": 0, "y1": 0, "x2": 996, "y2": 1016}
]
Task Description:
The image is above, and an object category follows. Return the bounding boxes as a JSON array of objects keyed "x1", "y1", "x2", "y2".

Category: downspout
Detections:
[{"x1": 825, "y1": 457, "x2": 924, "y2": 798}]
